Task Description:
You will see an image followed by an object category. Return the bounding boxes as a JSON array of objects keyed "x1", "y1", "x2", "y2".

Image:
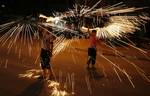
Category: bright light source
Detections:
[{"x1": 1, "y1": 4, "x2": 5, "y2": 8}]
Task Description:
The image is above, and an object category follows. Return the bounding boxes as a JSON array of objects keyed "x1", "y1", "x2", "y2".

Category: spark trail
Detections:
[{"x1": 0, "y1": 1, "x2": 150, "y2": 94}]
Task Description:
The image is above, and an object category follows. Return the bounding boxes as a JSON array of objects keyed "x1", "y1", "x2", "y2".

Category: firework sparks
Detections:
[
  {"x1": 18, "y1": 69, "x2": 75, "y2": 96},
  {"x1": 80, "y1": 15, "x2": 149, "y2": 38},
  {"x1": 40, "y1": 1, "x2": 149, "y2": 39},
  {"x1": 0, "y1": 1, "x2": 150, "y2": 94}
]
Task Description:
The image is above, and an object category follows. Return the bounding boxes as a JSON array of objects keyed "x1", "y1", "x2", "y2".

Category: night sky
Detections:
[
  {"x1": 0, "y1": 0, "x2": 73, "y2": 15},
  {"x1": 0, "y1": 0, "x2": 150, "y2": 15}
]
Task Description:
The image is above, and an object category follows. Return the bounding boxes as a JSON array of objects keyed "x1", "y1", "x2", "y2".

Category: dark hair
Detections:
[{"x1": 92, "y1": 30, "x2": 97, "y2": 33}]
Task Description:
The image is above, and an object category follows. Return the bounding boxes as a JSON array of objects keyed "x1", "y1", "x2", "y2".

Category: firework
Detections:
[{"x1": 0, "y1": 1, "x2": 150, "y2": 94}]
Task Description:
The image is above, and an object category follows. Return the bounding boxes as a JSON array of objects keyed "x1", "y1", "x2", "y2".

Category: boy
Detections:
[
  {"x1": 87, "y1": 30, "x2": 97, "y2": 68},
  {"x1": 40, "y1": 28, "x2": 55, "y2": 80}
]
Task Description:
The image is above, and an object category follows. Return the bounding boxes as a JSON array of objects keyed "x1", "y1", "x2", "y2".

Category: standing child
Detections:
[
  {"x1": 87, "y1": 30, "x2": 97, "y2": 68},
  {"x1": 40, "y1": 28, "x2": 55, "y2": 80}
]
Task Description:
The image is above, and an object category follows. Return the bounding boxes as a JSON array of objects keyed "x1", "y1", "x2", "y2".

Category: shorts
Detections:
[
  {"x1": 88, "y1": 48, "x2": 96, "y2": 57},
  {"x1": 40, "y1": 48, "x2": 51, "y2": 69},
  {"x1": 87, "y1": 48, "x2": 97, "y2": 65}
]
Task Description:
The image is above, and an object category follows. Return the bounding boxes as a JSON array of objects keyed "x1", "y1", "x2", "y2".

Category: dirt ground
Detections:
[{"x1": 0, "y1": 39, "x2": 150, "y2": 96}]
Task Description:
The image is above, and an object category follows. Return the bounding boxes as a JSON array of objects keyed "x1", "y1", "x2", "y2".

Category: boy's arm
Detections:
[
  {"x1": 97, "y1": 38, "x2": 105, "y2": 48},
  {"x1": 49, "y1": 36, "x2": 55, "y2": 57},
  {"x1": 49, "y1": 43, "x2": 53, "y2": 57}
]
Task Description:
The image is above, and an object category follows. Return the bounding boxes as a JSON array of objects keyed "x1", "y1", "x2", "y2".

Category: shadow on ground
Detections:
[
  {"x1": 17, "y1": 80, "x2": 44, "y2": 96},
  {"x1": 86, "y1": 67, "x2": 104, "y2": 80}
]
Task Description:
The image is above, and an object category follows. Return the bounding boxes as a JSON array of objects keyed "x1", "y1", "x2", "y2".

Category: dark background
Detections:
[
  {"x1": 0, "y1": 0, "x2": 73, "y2": 15},
  {"x1": 0, "y1": 0, "x2": 149, "y2": 15}
]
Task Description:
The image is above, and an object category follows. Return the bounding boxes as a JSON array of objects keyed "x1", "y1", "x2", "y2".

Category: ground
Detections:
[{"x1": 0, "y1": 39, "x2": 150, "y2": 96}]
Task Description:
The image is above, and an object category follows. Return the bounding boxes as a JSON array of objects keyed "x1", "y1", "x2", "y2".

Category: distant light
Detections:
[{"x1": 1, "y1": 4, "x2": 5, "y2": 8}]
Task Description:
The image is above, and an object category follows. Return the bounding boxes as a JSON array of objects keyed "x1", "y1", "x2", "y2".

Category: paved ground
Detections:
[{"x1": 0, "y1": 39, "x2": 150, "y2": 96}]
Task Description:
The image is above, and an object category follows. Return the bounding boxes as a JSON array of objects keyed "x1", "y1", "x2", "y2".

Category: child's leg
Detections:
[
  {"x1": 91, "y1": 56, "x2": 96, "y2": 66},
  {"x1": 91, "y1": 49, "x2": 96, "y2": 66},
  {"x1": 87, "y1": 48, "x2": 92, "y2": 66},
  {"x1": 43, "y1": 69, "x2": 47, "y2": 79},
  {"x1": 48, "y1": 67, "x2": 54, "y2": 79},
  {"x1": 87, "y1": 56, "x2": 91, "y2": 65}
]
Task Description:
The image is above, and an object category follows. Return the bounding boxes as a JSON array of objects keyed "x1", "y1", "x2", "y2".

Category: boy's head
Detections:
[{"x1": 91, "y1": 30, "x2": 97, "y2": 36}]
